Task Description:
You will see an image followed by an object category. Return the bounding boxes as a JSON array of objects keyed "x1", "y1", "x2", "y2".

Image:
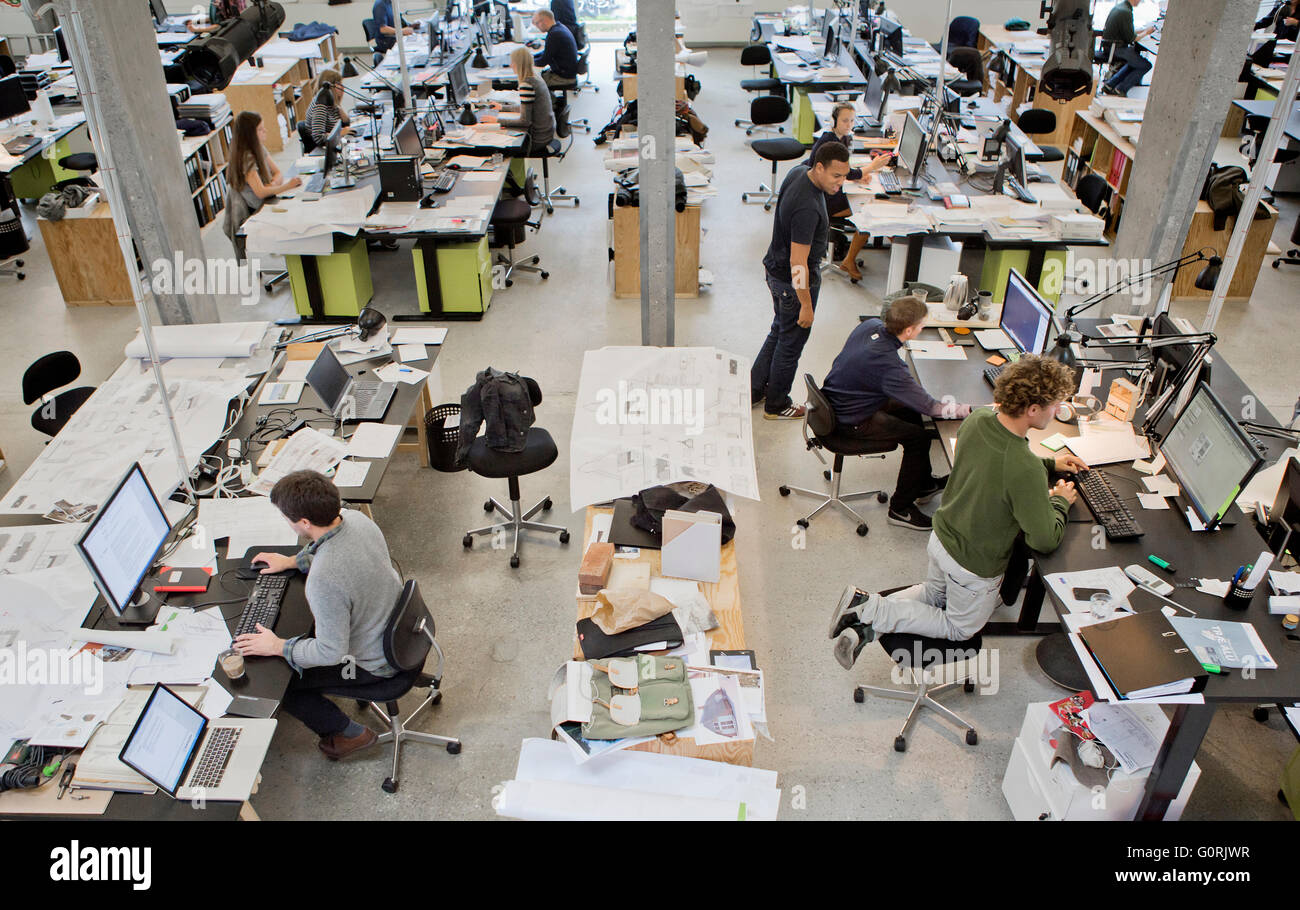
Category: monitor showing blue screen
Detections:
[{"x1": 1001, "y1": 269, "x2": 1054, "y2": 357}]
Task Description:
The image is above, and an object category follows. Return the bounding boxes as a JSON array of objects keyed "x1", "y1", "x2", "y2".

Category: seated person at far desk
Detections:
[
  {"x1": 531, "y1": 9, "x2": 580, "y2": 88},
  {"x1": 222, "y1": 111, "x2": 301, "y2": 261},
  {"x1": 821, "y1": 294, "x2": 976, "y2": 531},
  {"x1": 304, "y1": 70, "x2": 352, "y2": 147},
  {"x1": 477, "y1": 48, "x2": 557, "y2": 156},
  {"x1": 372, "y1": 0, "x2": 416, "y2": 56},
  {"x1": 234, "y1": 470, "x2": 402, "y2": 761},
  {"x1": 811, "y1": 103, "x2": 893, "y2": 280},
  {"x1": 1257, "y1": 0, "x2": 1300, "y2": 42},
  {"x1": 830, "y1": 355, "x2": 1087, "y2": 665},
  {"x1": 1099, "y1": 0, "x2": 1155, "y2": 97}
]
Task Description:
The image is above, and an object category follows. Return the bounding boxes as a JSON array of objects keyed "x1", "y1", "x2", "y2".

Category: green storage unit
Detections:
[
  {"x1": 792, "y1": 87, "x2": 816, "y2": 146},
  {"x1": 412, "y1": 233, "x2": 493, "y2": 319},
  {"x1": 287, "y1": 234, "x2": 373, "y2": 318},
  {"x1": 8, "y1": 137, "x2": 79, "y2": 200},
  {"x1": 980, "y1": 248, "x2": 1068, "y2": 305}
]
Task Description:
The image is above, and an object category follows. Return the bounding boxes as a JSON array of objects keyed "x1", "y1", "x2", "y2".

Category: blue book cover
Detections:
[{"x1": 1167, "y1": 617, "x2": 1277, "y2": 670}]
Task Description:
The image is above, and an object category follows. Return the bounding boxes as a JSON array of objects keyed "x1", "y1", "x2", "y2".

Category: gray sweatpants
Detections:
[{"x1": 870, "y1": 532, "x2": 1003, "y2": 641}]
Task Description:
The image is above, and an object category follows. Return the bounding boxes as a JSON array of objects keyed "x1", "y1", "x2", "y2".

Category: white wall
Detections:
[{"x1": 891, "y1": 1, "x2": 1046, "y2": 44}]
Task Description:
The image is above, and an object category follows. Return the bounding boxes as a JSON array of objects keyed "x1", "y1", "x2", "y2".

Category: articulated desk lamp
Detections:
[{"x1": 274, "y1": 307, "x2": 388, "y2": 350}]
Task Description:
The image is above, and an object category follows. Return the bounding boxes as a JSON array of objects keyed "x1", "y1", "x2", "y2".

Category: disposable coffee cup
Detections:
[{"x1": 219, "y1": 648, "x2": 246, "y2": 681}]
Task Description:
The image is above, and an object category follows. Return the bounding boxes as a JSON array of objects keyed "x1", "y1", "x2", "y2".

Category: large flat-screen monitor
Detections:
[
  {"x1": 476, "y1": 12, "x2": 494, "y2": 58},
  {"x1": 448, "y1": 57, "x2": 470, "y2": 107},
  {"x1": 394, "y1": 114, "x2": 422, "y2": 156},
  {"x1": 0, "y1": 75, "x2": 31, "y2": 121},
  {"x1": 1159, "y1": 381, "x2": 1264, "y2": 530},
  {"x1": 1001, "y1": 268, "x2": 1055, "y2": 357},
  {"x1": 150, "y1": 0, "x2": 169, "y2": 27},
  {"x1": 1268, "y1": 456, "x2": 1300, "y2": 556},
  {"x1": 895, "y1": 111, "x2": 927, "y2": 188},
  {"x1": 76, "y1": 462, "x2": 171, "y2": 624}
]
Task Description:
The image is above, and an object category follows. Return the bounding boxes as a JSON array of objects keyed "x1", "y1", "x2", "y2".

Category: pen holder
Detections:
[{"x1": 1223, "y1": 580, "x2": 1257, "y2": 610}]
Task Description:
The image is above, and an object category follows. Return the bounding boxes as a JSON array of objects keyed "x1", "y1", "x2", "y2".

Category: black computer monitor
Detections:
[
  {"x1": 448, "y1": 58, "x2": 470, "y2": 107},
  {"x1": 1005, "y1": 135, "x2": 1028, "y2": 187},
  {"x1": 149, "y1": 0, "x2": 169, "y2": 26},
  {"x1": 1159, "y1": 382, "x2": 1264, "y2": 530},
  {"x1": 1268, "y1": 456, "x2": 1300, "y2": 557},
  {"x1": 445, "y1": 0, "x2": 461, "y2": 23},
  {"x1": 895, "y1": 111, "x2": 927, "y2": 188},
  {"x1": 877, "y1": 18, "x2": 903, "y2": 55},
  {"x1": 54, "y1": 25, "x2": 69, "y2": 63},
  {"x1": 823, "y1": 23, "x2": 838, "y2": 60},
  {"x1": 476, "y1": 12, "x2": 494, "y2": 58},
  {"x1": 322, "y1": 121, "x2": 342, "y2": 179},
  {"x1": 75, "y1": 462, "x2": 172, "y2": 625},
  {"x1": 0, "y1": 75, "x2": 30, "y2": 121},
  {"x1": 394, "y1": 114, "x2": 422, "y2": 156},
  {"x1": 1150, "y1": 312, "x2": 1210, "y2": 395},
  {"x1": 1001, "y1": 269, "x2": 1055, "y2": 357}
]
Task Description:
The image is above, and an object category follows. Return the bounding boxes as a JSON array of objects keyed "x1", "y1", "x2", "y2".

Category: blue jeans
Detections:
[
  {"x1": 752, "y1": 273, "x2": 819, "y2": 414},
  {"x1": 1106, "y1": 46, "x2": 1150, "y2": 95}
]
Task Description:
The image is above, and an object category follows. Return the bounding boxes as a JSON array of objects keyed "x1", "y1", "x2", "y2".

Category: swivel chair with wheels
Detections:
[
  {"x1": 853, "y1": 616, "x2": 984, "y2": 753},
  {"x1": 1017, "y1": 108, "x2": 1065, "y2": 162},
  {"x1": 573, "y1": 25, "x2": 598, "y2": 94},
  {"x1": 736, "y1": 44, "x2": 782, "y2": 129},
  {"x1": 463, "y1": 376, "x2": 571, "y2": 567},
  {"x1": 23, "y1": 351, "x2": 96, "y2": 437},
  {"x1": 490, "y1": 176, "x2": 547, "y2": 286},
  {"x1": 824, "y1": 216, "x2": 860, "y2": 282},
  {"x1": 737, "y1": 91, "x2": 788, "y2": 140},
  {"x1": 349, "y1": 579, "x2": 461, "y2": 792},
  {"x1": 0, "y1": 209, "x2": 27, "y2": 281},
  {"x1": 1074, "y1": 173, "x2": 1111, "y2": 219},
  {"x1": 361, "y1": 18, "x2": 382, "y2": 66},
  {"x1": 54, "y1": 152, "x2": 97, "y2": 191},
  {"x1": 533, "y1": 135, "x2": 579, "y2": 213},
  {"x1": 1273, "y1": 212, "x2": 1300, "y2": 269},
  {"x1": 946, "y1": 46, "x2": 984, "y2": 97},
  {"x1": 778, "y1": 374, "x2": 890, "y2": 536},
  {"x1": 741, "y1": 98, "x2": 804, "y2": 211}
]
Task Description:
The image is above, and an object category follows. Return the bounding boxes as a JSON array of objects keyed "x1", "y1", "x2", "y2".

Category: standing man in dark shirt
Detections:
[
  {"x1": 1100, "y1": 0, "x2": 1155, "y2": 96},
  {"x1": 751, "y1": 141, "x2": 851, "y2": 420},
  {"x1": 532, "y1": 9, "x2": 580, "y2": 87},
  {"x1": 822, "y1": 295, "x2": 977, "y2": 529}
]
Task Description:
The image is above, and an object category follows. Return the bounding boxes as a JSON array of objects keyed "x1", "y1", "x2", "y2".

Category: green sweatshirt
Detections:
[{"x1": 932, "y1": 408, "x2": 1070, "y2": 579}]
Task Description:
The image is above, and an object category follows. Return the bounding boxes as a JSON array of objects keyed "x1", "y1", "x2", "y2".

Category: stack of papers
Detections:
[{"x1": 1064, "y1": 417, "x2": 1150, "y2": 465}]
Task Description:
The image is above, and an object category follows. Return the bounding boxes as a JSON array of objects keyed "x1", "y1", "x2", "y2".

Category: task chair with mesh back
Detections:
[
  {"x1": 946, "y1": 46, "x2": 983, "y2": 97},
  {"x1": 849, "y1": 586, "x2": 984, "y2": 752},
  {"x1": 778, "y1": 374, "x2": 890, "y2": 537},
  {"x1": 1017, "y1": 108, "x2": 1064, "y2": 162},
  {"x1": 462, "y1": 376, "x2": 571, "y2": 567},
  {"x1": 741, "y1": 97, "x2": 804, "y2": 211},
  {"x1": 348, "y1": 579, "x2": 461, "y2": 792},
  {"x1": 23, "y1": 351, "x2": 96, "y2": 437},
  {"x1": 490, "y1": 174, "x2": 548, "y2": 286},
  {"x1": 736, "y1": 44, "x2": 782, "y2": 133}
]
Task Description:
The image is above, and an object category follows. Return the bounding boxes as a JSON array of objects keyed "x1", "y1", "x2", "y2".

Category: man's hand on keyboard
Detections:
[
  {"x1": 1053, "y1": 452, "x2": 1089, "y2": 474},
  {"x1": 252, "y1": 552, "x2": 296, "y2": 574},
  {"x1": 1050, "y1": 479, "x2": 1078, "y2": 506},
  {"x1": 234, "y1": 623, "x2": 284, "y2": 658}
]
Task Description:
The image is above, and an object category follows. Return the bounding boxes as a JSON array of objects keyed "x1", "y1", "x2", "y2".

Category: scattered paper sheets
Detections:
[
  {"x1": 124, "y1": 321, "x2": 269, "y2": 360},
  {"x1": 196, "y1": 496, "x2": 300, "y2": 558},
  {"x1": 390, "y1": 328, "x2": 447, "y2": 345},
  {"x1": 0, "y1": 524, "x2": 84, "y2": 575},
  {"x1": 247, "y1": 427, "x2": 349, "y2": 497}
]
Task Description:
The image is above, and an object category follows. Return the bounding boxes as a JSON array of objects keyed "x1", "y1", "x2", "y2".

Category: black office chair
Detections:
[
  {"x1": 0, "y1": 54, "x2": 16, "y2": 78},
  {"x1": 824, "y1": 216, "x2": 860, "y2": 282},
  {"x1": 948, "y1": 16, "x2": 980, "y2": 49},
  {"x1": 1074, "y1": 172, "x2": 1111, "y2": 219},
  {"x1": 296, "y1": 120, "x2": 317, "y2": 155},
  {"x1": 54, "y1": 152, "x2": 97, "y2": 191},
  {"x1": 737, "y1": 44, "x2": 782, "y2": 118},
  {"x1": 946, "y1": 46, "x2": 984, "y2": 97},
  {"x1": 741, "y1": 97, "x2": 803, "y2": 211},
  {"x1": 532, "y1": 135, "x2": 578, "y2": 213},
  {"x1": 361, "y1": 17, "x2": 383, "y2": 66},
  {"x1": 573, "y1": 24, "x2": 598, "y2": 93},
  {"x1": 1017, "y1": 108, "x2": 1064, "y2": 162},
  {"x1": 23, "y1": 351, "x2": 96, "y2": 437},
  {"x1": 852, "y1": 584, "x2": 984, "y2": 753},
  {"x1": 1242, "y1": 114, "x2": 1300, "y2": 207},
  {"x1": 1272, "y1": 212, "x2": 1300, "y2": 270},
  {"x1": 490, "y1": 176, "x2": 547, "y2": 286},
  {"x1": 346, "y1": 579, "x2": 461, "y2": 793},
  {"x1": 778, "y1": 374, "x2": 891, "y2": 536},
  {"x1": 462, "y1": 376, "x2": 570, "y2": 568},
  {"x1": 737, "y1": 91, "x2": 787, "y2": 139},
  {"x1": 0, "y1": 209, "x2": 27, "y2": 282}
]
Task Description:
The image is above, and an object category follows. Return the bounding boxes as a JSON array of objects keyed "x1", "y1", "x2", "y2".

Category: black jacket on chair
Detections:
[{"x1": 456, "y1": 368, "x2": 536, "y2": 464}]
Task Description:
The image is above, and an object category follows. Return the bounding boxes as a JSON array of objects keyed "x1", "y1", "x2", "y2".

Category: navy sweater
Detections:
[{"x1": 823, "y1": 317, "x2": 942, "y2": 426}]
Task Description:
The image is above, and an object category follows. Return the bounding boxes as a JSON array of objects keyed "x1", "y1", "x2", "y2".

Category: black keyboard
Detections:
[
  {"x1": 430, "y1": 170, "x2": 458, "y2": 193},
  {"x1": 877, "y1": 170, "x2": 902, "y2": 194},
  {"x1": 187, "y1": 727, "x2": 240, "y2": 789},
  {"x1": 233, "y1": 574, "x2": 288, "y2": 637},
  {"x1": 1074, "y1": 470, "x2": 1144, "y2": 541},
  {"x1": 982, "y1": 364, "x2": 1004, "y2": 386}
]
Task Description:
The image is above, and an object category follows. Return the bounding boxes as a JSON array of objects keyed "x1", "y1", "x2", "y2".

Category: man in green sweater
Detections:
[{"x1": 830, "y1": 355, "x2": 1087, "y2": 668}]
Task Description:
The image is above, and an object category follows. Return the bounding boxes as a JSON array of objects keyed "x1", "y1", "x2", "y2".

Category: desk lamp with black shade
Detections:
[{"x1": 274, "y1": 307, "x2": 388, "y2": 348}]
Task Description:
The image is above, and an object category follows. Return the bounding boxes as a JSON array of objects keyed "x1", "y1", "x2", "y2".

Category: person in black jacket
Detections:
[
  {"x1": 809, "y1": 103, "x2": 892, "y2": 280},
  {"x1": 1100, "y1": 0, "x2": 1154, "y2": 96},
  {"x1": 531, "y1": 9, "x2": 580, "y2": 87},
  {"x1": 1257, "y1": 0, "x2": 1300, "y2": 41}
]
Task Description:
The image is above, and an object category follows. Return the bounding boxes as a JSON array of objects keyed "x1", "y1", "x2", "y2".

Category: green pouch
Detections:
[{"x1": 581, "y1": 659, "x2": 694, "y2": 741}]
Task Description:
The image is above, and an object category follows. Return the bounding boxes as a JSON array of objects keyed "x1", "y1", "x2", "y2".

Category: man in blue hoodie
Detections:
[{"x1": 822, "y1": 294, "x2": 976, "y2": 530}]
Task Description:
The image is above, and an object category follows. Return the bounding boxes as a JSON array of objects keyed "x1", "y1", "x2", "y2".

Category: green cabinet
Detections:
[
  {"x1": 413, "y1": 233, "x2": 493, "y2": 319},
  {"x1": 287, "y1": 234, "x2": 373, "y2": 318}
]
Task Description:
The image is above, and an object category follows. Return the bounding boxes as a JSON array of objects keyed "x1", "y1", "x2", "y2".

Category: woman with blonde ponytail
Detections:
[{"x1": 305, "y1": 69, "x2": 352, "y2": 145}]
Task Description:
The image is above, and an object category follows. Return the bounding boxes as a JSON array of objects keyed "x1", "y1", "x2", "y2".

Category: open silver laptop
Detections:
[
  {"x1": 119, "y1": 683, "x2": 276, "y2": 802},
  {"x1": 305, "y1": 344, "x2": 396, "y2": 422}
]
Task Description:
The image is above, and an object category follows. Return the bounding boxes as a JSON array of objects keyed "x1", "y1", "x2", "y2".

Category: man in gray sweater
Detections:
[{"x1": 234, "y1": 470, "x2": 401, "y2": 759}]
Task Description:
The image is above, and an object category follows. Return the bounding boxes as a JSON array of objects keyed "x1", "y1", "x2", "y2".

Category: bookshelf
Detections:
[{"x1": 180, "y1": 117, "x2": 233, "y2": 230}]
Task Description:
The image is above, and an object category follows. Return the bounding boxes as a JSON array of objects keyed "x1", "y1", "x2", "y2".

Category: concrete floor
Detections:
[{"x1": 1, "y1": 44, "x2": 1296, "y2": 820}]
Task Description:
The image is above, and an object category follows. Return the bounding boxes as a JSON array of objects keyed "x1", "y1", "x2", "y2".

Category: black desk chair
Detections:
[
  {"x1": 462, "y1": 376, "x2": 570, "y2": 567},
  {"x1": 490, "y1": 176, "x2": 547, "y2": 286},
  {"x1": 23, "y1": 351, "x2": 95, "y2": 437},
  {"x1": 573, "y1": 24, "x2": 598, "y2": 94},
  {"x1": 54, "y1": 152, "x2": 98, "y2": 191},
  {"x1": 362, "y1": 18, "x2": 382, "y2": 66},
  {"x1": 349, "y1": 579, "x2": 461, "y2": 793},
  {"x1": 534, "y1": 135, "x2": 578, "y2": 213},
  {"x1": 296, "y1": 120, "x2": 317, "y2": 154},
  {"x1": 0, "y1": 209, "x2": 27, "y2": 282},
  {"x1": 779, "y1": 374, "x2": 890, "y2": 536},
  {"x1": 946, "y1": 46, "x2": 984, "y2": 97},
  {"x1": 741, "y1": 97, "x2": 804, "y2": 211},
  {"x1": 0, "y1": 54, "x2": 16, "y2": 78},
  {"x1": 737, "y1": 44, "x2": 782, "y2": 118},
  {"x1": 1074, "y1": 173, "x2": 1111, "y2": 219},
  {"x1": 1272, "y1": 212, "x2": 1300, "y2": 270},
  {"x1": 736, "y1": 91, "x2": 787, "y2": 139},
  {"x1": 851, "y1": 586, "x2": 984, "y2": 752},
  {"x1": 1017, "y1": 108, "x2": 1065, "y2": 162}
]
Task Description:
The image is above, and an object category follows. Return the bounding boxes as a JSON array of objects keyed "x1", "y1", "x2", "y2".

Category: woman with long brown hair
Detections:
[
  {"x1": 304, "y1": 69, "x2": 352, "y2": 146},
  {"x1": 223, "y1": 110, "x2": 300, "y2": 259}
]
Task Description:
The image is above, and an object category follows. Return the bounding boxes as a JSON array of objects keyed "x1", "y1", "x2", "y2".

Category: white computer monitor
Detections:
[
  {"x1": 1001, "y1": 269, "x2": 1055, "y2": 357},
  {"x1": 1159, "y1": 382, "x2": 1264, "y2": 530},
  {"x1": 895, "y1": 111, "x2": 927, "y2": 187},
  {"x1": 75, "y1": 462, "x2": 171, "y2": 624}
]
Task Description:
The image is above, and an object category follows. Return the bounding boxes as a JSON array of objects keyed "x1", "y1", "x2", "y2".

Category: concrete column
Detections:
[
  {"x1": 636, "y1": 0, "x2": 675, "y2": 347},
  {"x1": 53, "y1": 0, "x2": 219, "y2": 324},
  {"x1": 1107, "y1": 0, "x2": 1255, "y2": 315}
]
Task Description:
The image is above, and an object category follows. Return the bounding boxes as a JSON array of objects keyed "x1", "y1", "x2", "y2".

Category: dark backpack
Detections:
[
  {"x1": 1201, "y1": 163, "x2": 1266, "y2": 231},
  {"x1": 613, "y1": 167, "x2": 687, "y2": 213}
]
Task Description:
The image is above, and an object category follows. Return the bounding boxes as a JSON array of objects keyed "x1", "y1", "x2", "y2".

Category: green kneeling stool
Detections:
[{"x1": 287, "y1": 234, "x2": 373, "y2": 318}]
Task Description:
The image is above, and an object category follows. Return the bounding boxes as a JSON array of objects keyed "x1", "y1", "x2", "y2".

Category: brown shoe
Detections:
[
  {"x1": 763, "y1": 405, "x2": 806, "y2": 421},
  {"x1": 837, "y1": 259, "x2": 862, "y2": 281},
  {"x1": 318, "y1": 727, "x2": 378, "y2": 760}
]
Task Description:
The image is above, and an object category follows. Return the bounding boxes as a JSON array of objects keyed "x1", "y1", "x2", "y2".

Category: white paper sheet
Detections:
[
  {"x1": 333, "y1": 460, "x2": 371, "y2": 488},
  {"x1": 277, "y1": 359, "x2": 312, "y2": 381},
  {"x1": 258, "y1": 380, "x2": 304, "y2": 405},
  {"x1": 345, "y1": 423, "x2": 403, "y2": 458},
  {"x1": 1083, "y1": 701, "x2": 1167, "y2": 774},
  {"x1": 389, "y1": 328, "x2": 448, "y2": 345},
  {"x1": 196, "y1": 496, "x2": 299, "y2": 559},
  {"x1": 1137, "y1": 493, "x2": 1170, "y2": 510},
  {"x1": 397, "y1": 343, "x2": 427, "y2": 362},
  {"x1": 1044, "y1": 566, "x2": 1135, "y2": 614},
  {"x1": 1142, "y1": 475, "x2": 1180, "y2": 497},
  {"x1": 374, "y1": 362, "x2": 430, "y2": 386},
  {"x1": 0, "y1": 524, "x2": 83, "y2": 576},
  {"x1": 124, "y1": 322, "x2": 269, "y2": 360},
  {"x1": 247, "y1": 428, "x2": 350, "y2": 497},
  {"x1": 906, "y1": 340, "x2": 967, "y2": 360}
]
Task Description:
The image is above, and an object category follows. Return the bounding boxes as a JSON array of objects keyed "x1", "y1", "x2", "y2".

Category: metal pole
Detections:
[
  {"x1": 394, "y1": 0, "x2": 413, "y2": 111},
  {"x1": 1202, "y1": 42, "x2": 1300, "y2": 333},
  {"x1": 637, "y1": 0, "x2": 675, "y2": 346},
  {"x1": 64, "y1": 1, "x2": 194, "y2": 498},
  {"x1": 930, "y1": 0, "x2": 953, "y2": 153}
]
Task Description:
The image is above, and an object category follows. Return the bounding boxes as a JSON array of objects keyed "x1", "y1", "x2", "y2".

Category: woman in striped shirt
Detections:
[
  {"x1": 480, "y1": 48, "x2": 556, "y2": 155},
  {"x1": 305, "y1": 70, "x2": 352, "y2": 147}
]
